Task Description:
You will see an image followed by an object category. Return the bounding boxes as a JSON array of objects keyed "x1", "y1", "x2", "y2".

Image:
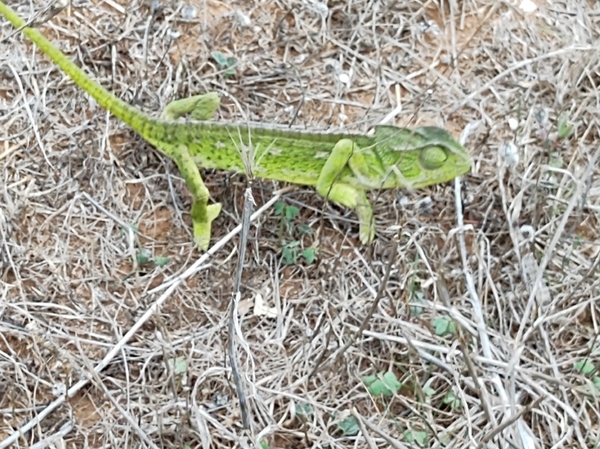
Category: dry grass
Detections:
[{"x1": 1, "y1": 0, "x2": 600, "y2": 447}]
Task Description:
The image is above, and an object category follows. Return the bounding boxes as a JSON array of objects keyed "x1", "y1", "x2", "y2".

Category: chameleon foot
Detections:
[
  {"x1": 192, "y1": 202, "x2": 222, "y2": 251},
  {"x1": 161, "y1": 92, "x2": 221, "y2": 121},
  {"x1": 357, "y1": 206, "x2": 375, "y2": 245}
]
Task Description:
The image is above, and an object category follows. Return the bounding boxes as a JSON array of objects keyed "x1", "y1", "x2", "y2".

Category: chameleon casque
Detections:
[{"x1": 0, "y1": 1, "x2": 471, "y2": 250}]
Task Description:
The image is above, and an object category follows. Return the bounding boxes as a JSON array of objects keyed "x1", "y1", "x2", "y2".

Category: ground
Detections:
[{"x1": 1, "y1": 0, "x2": 599, "y2": 448}]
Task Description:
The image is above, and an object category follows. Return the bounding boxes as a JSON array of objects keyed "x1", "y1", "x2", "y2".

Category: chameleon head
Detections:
[{"x1": 372, "y1": 125, "x2": 472, "y2": 189}]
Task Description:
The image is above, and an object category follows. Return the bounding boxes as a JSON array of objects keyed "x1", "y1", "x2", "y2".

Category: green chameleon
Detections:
[{"x1": 0, "y1": 1, "x2": 471, "y2": 250}]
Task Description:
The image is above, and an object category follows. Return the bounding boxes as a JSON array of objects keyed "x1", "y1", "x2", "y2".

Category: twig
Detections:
[{"x1": 228, "y1": 187, "x2": 255, "y2": 430}]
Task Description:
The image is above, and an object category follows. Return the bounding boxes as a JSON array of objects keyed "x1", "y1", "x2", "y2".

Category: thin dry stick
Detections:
[{"x1": 228, "y1": 187, "x2": 255, "y2": 430}]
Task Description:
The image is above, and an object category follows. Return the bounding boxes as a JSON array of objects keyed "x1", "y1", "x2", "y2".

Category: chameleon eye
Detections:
[{"x1": 420, "y1": 147, "x2": 447, "y2": 170}]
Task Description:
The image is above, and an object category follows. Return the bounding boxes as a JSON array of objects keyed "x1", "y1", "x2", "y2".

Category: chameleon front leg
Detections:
[
  {"x1": 171, "y1": 144, "x2": 222, "y2": 250},
  {"x1": 316, "y1": 139, "x2": 375, "y2": 244}
]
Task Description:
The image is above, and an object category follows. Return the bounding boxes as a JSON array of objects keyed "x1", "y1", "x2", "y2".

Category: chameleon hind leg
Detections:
[
  {"x1": 316, "y1": 139, "x2": 375, "y2": 244},
  {"x1": 160, "y1": 92, "x2": 222, "y2": 250},
  {"x1": 170, "y1": 144, "x2": 222, "y2": 250}
]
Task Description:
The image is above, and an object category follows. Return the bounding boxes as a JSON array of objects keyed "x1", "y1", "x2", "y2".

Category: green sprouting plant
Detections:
[
  {"x1": 576, "y1": 358, "x2": 600, "y2": 394},
  {"x1": 211, "y1": 51, "x2": 237, "y2": 77},
  {"x1": 362, "y1": 371, "x2": 402, "y2": 397},
  {"x1": 295, "y1": 403, "x2": 313, "y2": 421},
  {"x1": 337, "y1": 415, "x2": 359, "y2": 436},
  {"x1": 274, "y1": 201, "x2": 317, "y2": 265},
  {"x1": 119, "y1": 224, "x2": 170, "y2": 270},
  {"x1": 136, "y1": 248, "x2": 170, "y2": 269},
  {"x1": 541, "y1": 110, "x2": 576, "y2": 168},
  {"x1": 557, "y1": 112, "x2": 574, "y2": 139},
  {"x1": 433, "y1": 316, "x2": 456, "y2": 336},
  {"x1": 275, "y1": 201, "x2": 300, "y2": 232},
  {"x1": 403, "y1": 429, "x2": 429, "y2": 446},
  {"x1": 442, "y1": 390, "x2": 462, "y2": 410},
  {"x1": 281, "y1": 242, "x2": 317, "y2": 265},
  {"x1": 575, "y1": 359, "x2": 597, "y2": 376}
]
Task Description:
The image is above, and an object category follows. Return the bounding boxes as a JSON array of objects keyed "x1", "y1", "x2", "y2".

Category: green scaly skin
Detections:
[{"x1": 0, "y1": 1, "x2": 472, "y2": 249}]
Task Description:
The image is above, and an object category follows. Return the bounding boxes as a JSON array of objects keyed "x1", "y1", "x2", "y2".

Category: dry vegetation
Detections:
[{"x1": 1, "y1": 0, "x2": 599, "y2": 447}]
